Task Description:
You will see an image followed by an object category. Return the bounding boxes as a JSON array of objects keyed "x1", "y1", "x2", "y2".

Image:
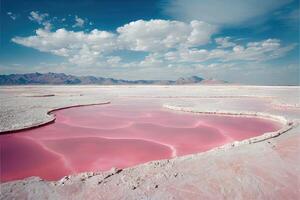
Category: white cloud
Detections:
[
  {"x1": 11, "y1": 19, "x2": 294, "y2": 70},
  {"x1": 164, "y1": 0, "x2": 292, "y2": 26},
  {"x1": 12, "y1": 28, "x2": 117, "y2": 65},
  {"x1": 7, "y1": 12, "x2": 17, "y2": 20},
  {"x1": 227, "y1": 39, "x2": 295, "y2": 61},
  {"x1": 107, "y1": 56, "x2": 122, "y2": 66},
  {"x1": 130, "y1": 38, "x2": 295, "y2": 73},
  {"x1": 28, "y1": 11, "x2": 52, "y2": 30},
  {"x1": 12, "y1": 19, "x2": 217, "y2": 65},
  {"x1": 73, "y1": 16, "x2": 85, "y2": 28},
  {"x1": 215, "y1": 37, "x2": 236, "y2": 48},
  {"x1": 117, "y1": 19, "x2": 217, "y2": 52},
  {"x1": 164, "y1": 38, "x2": 295, "y2": 63},
  {"x1": 29, "y1": 11, "x2": 48, "y2": 24},
  {"x1": 139, "y1": 53, "x2": 164, "y2": 67}
]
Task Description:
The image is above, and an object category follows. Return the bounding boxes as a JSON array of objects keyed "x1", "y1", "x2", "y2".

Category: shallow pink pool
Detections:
[{"x1": 0, "y1": 102, "x2": 283, "y2": 182}]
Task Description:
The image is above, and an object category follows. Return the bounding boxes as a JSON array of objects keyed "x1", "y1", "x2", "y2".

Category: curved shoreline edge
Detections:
[
  {"x1": 0, "y1": 101, "x2": 110, "y2": 135},
  {"x1": 51, "y1": 105, "x2": 298, "y2": 185},
  {"x1": 163, "y1": 104, "x2": 296, "y2": 147},
  {"x1": 0, "y1": 101, "x2": 297, "y2": 184}
]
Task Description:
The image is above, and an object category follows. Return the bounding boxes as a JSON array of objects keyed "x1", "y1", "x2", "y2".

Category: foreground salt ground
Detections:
[{"x1": 0, "y1": 85, "x2": 299, "y2": 199}]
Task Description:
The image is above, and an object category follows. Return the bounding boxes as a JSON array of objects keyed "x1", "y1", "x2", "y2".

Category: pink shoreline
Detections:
[
  {"x1": 0, "y1": 102, "x2": 287, "y2": 182},
  {"x1": 0, "y1": 102, "x2": 110, "y2": 135},
  {"x1": 163, "y1": 104, "x2": 292, "y2": 143},
  {"x1": 0, "y1": 101, "x2": 287, "y2": 135}
]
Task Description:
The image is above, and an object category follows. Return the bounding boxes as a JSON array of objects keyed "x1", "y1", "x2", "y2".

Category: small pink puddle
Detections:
[{"x1": 0, "y1": 102, "x2": 283, "y2": 182}]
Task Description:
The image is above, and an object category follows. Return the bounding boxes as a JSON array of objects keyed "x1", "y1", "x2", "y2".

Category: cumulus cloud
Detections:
[
  {"x1": 29, "y1": 11, "x2": 48, "y2": 23},
  {"x1": 164, "y1": 0, "x2": 292, "y2": 26},
  {"x1": 139, "y1": 53, "x2": 164, "y2": 67},
  {"x1": 11, "y1": 19, "x2": 294, "y2": 69},
  {"x1": 7, "y1": 12, "x2": 17, "y2": 20},
  {"x1": 122, "y1": 38, "x2": 295, "y2": 71},
  {"x1": 106, "y1": 56, "x2": 122, "y2": 66},
  {"x1": 164, "y1": 38, "x2": 295, "y2": 63},
  {"x1": 117, "y1": 19, "x2": 217, "y2": 51},
  {"x1": 12, "y1": 19, "x2": 217, "y2": 65},
  {"x1": 12, "y1": 28, "x2": 117, "y2": 65},
  {"x1": 29, "y1": 11, "x2": 52, "y2": 30},
  {"x1": 215, "y1": 37, "x2": 236, "y2": 48},
  {"x1": 73, "y1": 16, "x2": 85, "y2": 28}
]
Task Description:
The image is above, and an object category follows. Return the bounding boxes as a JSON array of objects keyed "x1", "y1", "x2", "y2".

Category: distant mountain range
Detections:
[{"x1": 0, "y1": 72, "x2": 227, "y2": 85}]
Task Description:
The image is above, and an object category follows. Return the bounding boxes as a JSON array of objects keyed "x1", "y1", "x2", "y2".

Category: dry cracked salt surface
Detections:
[{"x1": 0, "y1": 85, "x2": 300, "y2": 199}]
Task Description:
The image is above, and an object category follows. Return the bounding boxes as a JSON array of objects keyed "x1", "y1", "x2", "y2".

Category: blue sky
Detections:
[{"x1": 0, "y1": 0, "x2": 299, "y2": 85}]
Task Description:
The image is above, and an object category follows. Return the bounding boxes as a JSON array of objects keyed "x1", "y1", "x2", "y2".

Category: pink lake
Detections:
[{"x1": 0, "y1": 101, "x2": 283, "y2": 182}]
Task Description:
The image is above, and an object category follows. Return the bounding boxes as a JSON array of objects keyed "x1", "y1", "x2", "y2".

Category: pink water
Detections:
[{"x1": 0, "y1": 102, "x2": 283, "y2": 182}]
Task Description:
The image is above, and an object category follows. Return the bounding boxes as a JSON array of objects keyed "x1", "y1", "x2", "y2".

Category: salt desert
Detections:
[
  {"x1": 1, "y1": 85, "x2": 299, "y2": 199},
  {"x1": 1, "y1": 0, "x2": 299, "y2": 199}
]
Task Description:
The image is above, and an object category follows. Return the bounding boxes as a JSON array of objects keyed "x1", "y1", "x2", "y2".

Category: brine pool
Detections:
[{"x1": 0, "y1": 101, "x2": 283, "y2": 182}]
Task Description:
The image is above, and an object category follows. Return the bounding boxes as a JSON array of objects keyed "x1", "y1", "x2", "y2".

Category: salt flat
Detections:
[{"x1": 0, "y1": 85, "x2": 299, "y2": 199}]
